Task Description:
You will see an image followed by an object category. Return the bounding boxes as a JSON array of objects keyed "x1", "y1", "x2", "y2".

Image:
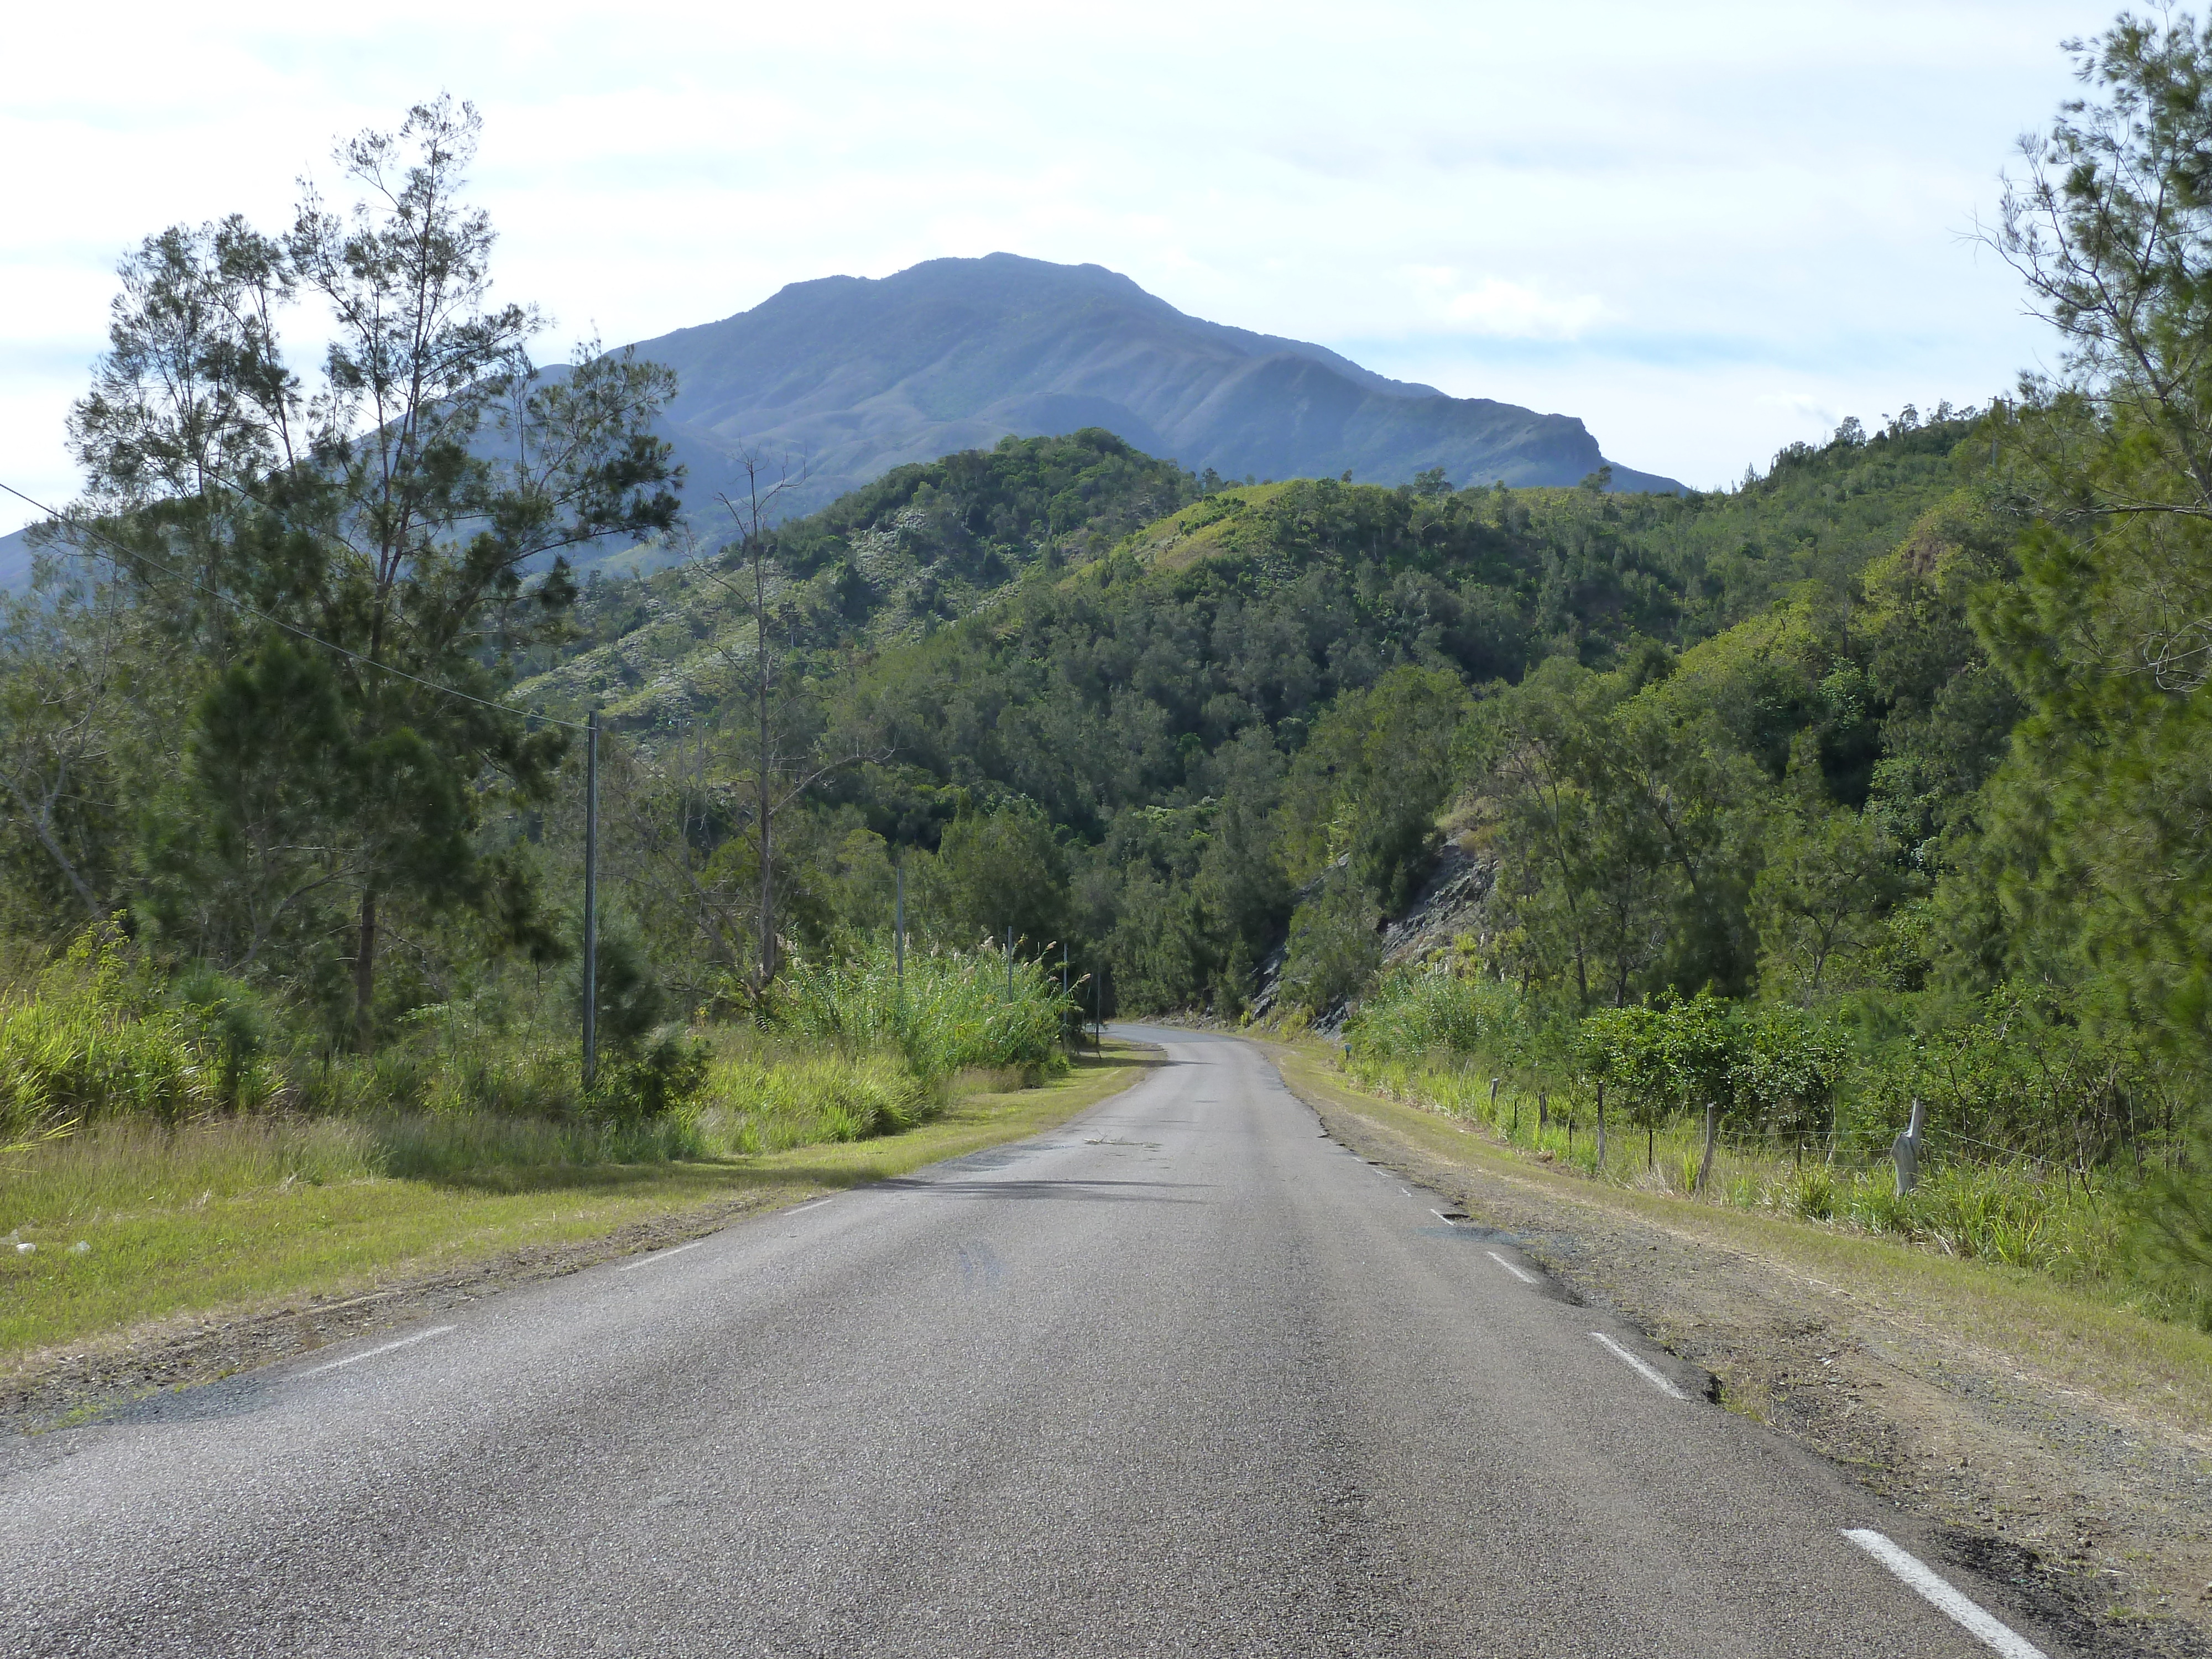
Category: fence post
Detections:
[
  {"x1": 1595, "y1": 1078, "x2": 1606, "y2": 1168},
  {"x1": 1694, "y1": 1102, "x2": 1717, "y2": 1193},
  {"x1": 1892, "y1": 1098, "x2": 1926, "y2": 1196}
]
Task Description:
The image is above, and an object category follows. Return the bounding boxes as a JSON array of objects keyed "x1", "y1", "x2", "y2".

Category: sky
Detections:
[{"x1": 1, "y1": 0, "x2": 2102, "y2": 530}]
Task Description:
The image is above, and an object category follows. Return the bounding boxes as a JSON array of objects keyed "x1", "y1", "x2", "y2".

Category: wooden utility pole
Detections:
[
  {"x1": 582, "y1": 707, "x2": 599, "y2": 1089},
  {"x1": 756, "y1": 530, "x2": 774, "y2": 987}
]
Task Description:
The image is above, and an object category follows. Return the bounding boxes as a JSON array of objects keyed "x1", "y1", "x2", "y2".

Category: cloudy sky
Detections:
[{"x1": 2, "y1": 0, "x2": 2098, "y2": 529}]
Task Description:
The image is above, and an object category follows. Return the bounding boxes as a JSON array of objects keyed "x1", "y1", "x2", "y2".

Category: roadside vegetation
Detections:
[
  {"x1": 0, "y1": 1045, "x2": 1139, "y2": 1364},
  {"x1": 1340, "y1": 973, "x2": 2188, "y2": 1326}
]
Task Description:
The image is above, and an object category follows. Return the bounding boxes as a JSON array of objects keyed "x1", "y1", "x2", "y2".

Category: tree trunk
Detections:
[
  {"x1": 4, "y1": 776, "x2": 103, "y2": 922},
  {"x1": 355, "y1": 888, "x2": 378, "y2": 1052}
]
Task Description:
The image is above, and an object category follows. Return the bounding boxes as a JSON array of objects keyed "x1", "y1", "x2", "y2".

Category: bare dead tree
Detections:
[{"x1": 712, "y1": 455, "x2": 808, "y2": 987}]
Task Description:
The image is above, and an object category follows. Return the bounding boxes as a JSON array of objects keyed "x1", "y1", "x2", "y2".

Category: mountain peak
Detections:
[{"x1": 627, "y1": 255, "x2": 1675, "y2": 520}]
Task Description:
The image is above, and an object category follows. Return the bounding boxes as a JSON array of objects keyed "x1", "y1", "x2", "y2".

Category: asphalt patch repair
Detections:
[{"x1": 1271, "y1": 1044, "x2": 2212, "y2": 1659}]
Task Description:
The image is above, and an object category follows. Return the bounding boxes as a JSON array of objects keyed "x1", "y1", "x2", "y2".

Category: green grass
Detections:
[
  {"x1": 1347, "y1": 1054, "x2": 2179, "y2": 1318},
  {"x1": 0, "y1": 1044, "x2": 1150, "y2": 1366},
  {"x1": 1101, "y1": 481, "x2": 1298, "y2": 573}
]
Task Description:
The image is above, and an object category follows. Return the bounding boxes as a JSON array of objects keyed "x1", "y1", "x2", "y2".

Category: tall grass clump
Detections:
[
  {"x1": 772, "y1": 940, "x2": 1072, "y2": 1083},
  {"x1": 2, "y1": 1114, "x2": 381, "y2": 1232},
  {"x1": 0, "y1": 932, "x2": 237, "y2": 1135},
  {"x1": 696, "y1": 1033, "x2": 937, "y2": 1154},
  {"x1": 1344, "y1": 968, "x2": 1527, "y2": 1074}
]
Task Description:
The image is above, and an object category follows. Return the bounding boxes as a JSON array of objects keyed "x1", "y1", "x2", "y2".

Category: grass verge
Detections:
[
  {"x1": 1, "y1": 1043, "x2": 1150, "y2": 1372},
  {"x1": 1269, "y1": 1040, "x2": 2212, "y2": 1437}
]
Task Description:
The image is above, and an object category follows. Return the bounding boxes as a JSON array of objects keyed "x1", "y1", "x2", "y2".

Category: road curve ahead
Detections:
[{"x1": 4, "y1": 1028, "x2": 2053, "y2": 1657}]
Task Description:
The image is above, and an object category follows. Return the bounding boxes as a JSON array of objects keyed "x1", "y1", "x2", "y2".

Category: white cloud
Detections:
[
  {"x1": 0, "y1": 0, "x2": 2095, "y2": 523},
  {"x1": 1755, "y1": 392, "x2": 1845, "y2": 439},
  {"x1": 1406, "y1": 268, "x2": 1608, "y2": 341}
]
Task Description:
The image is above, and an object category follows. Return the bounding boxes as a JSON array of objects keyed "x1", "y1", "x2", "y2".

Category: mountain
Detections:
[
  {"x1": 0, "y1": 526, "x2": 34, "y2": 592},
  {"x1": 0, "y1": 255, "x2": 1680, "y2": 594},
  {"x1": 626, "y1": 254, "x2": 1679, "y2": 520}
]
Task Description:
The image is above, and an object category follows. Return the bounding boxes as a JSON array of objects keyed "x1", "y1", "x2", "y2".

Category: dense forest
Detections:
[{"x1": 4, "y1": 22, "x2": 2211, "y2": 1321}]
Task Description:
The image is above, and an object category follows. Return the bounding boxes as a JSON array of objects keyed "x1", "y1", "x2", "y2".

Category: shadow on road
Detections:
[{"x1": 870, "y1": 1176, "x2": 1213, "y2": 1203}]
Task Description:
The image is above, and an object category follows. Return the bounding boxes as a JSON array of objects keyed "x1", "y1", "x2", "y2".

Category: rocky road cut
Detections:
[{"x1": 0, "y1": 1028, "x2": 2058, "y2": 1656}]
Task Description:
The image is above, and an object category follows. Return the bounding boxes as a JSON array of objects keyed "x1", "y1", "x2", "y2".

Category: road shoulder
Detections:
[
  {"x1": 2, "y1": 1045, "x2": 1156, "y2": 1435},
  {"x1": 1262, "y1": 1039, "x2": 2212, "y2": 1657}
]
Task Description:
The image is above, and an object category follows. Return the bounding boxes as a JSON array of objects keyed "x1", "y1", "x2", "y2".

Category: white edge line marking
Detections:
[
  {"x1": 788, "y1": 1198, "x2": 830, "y2": 1213},
  {"x1": 1843, "y1": 1529, "x2": 2046, "y2": 1658},
  {"x1": 1486, "y1": 1249, "x2": 1538, "y2": 1284},
  {"x1": 1590, "y1": 1331, "x2": 1687, "y2": 1399},
  {"x1": 1399, "y1": 1187, "x2": 1412, "y2": 1197},
  {"x1": 300, "y1": 1325, "x2": 455, "y2": 1377},
  {"x1": 619, "y1": 1237, "x2": 712, "y2": 1272},
  {"x1": 1430, "y1": 1208, "x2": 1459, "y2": 1227}
]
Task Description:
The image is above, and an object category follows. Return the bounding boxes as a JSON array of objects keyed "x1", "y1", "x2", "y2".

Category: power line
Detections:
[{"x1": 0, "y1": 478, "x2": 588, "y2": 733}]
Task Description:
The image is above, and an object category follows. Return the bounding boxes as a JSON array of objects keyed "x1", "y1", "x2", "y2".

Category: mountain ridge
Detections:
[
  {"x1": 627, "y1": 254, "x2": 1679, "y2": 520},
  {"x1": 0, "y1": 254, "x2": 1680, "y2": 592}
]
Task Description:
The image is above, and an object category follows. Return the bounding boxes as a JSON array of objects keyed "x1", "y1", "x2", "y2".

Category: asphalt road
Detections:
[{"x1": 2, "y1": 1027, "x2": 2058, "y2": 1657}]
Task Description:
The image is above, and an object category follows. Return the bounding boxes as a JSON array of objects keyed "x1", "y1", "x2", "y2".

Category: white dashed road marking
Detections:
[
  {"x1": 301, "y1": 1326, "x2": 455, "y2": 1377},
  {"x1": 1590, "y1": 1331, "x2": 1687, "y2": 1399},
  {"x1": 619, "y1": 1238, "x2": 711, "y2": 1272},
  {"x1": 1843, "y1": 1528, "x2": 2047, "y2": 1658},
  {"x1": 1486, "y1": 1250, "x2": 1537, "y2": 1284}
]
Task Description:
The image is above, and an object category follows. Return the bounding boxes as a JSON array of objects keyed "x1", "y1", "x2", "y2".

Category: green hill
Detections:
[{"x1": 513, "y1": 408, "x2": 1983, "y2": 1016}]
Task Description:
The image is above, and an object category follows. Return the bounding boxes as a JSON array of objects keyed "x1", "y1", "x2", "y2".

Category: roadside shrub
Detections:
[
  {"x1": 2127, "y1": 1125, "x2": 2212, "y2": 1326},
  {"x1": 1344, "y1": 967, "x2": 1526, "y2": 1072},
  {"x1": 701, "y1": 1041, "x2": 938, "y2": 1152},
  {"x1": 591, "y1": 1026, "x2": 711, "y2": 1125},
  {"x1": 771, "y1": 940, "x2": 1070, "y2": 1082},
  {"x1": 1277, "y1": 873, "x2": 1381, "y2": 1019},
  {"x1": 170, "y1": 967, "x2": 279, "y2": 1110},
  {"x1": 0, "y1": 933, "x2": 219, "y2": 1133}
]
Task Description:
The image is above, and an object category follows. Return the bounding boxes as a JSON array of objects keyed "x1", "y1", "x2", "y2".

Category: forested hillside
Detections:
[{"x1": 524, "y1": 406, "x2": 1975, "y2": 1007}]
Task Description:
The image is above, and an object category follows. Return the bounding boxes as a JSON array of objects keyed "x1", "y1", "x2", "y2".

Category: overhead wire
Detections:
[{"x1": 0, "y1": 477, "x2": 589, "y2": 732}]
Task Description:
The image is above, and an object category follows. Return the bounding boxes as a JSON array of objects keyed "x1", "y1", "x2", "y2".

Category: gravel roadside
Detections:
[{"x1": 1267, "y1": 1042, "x2": 2212, "y2": 1658}]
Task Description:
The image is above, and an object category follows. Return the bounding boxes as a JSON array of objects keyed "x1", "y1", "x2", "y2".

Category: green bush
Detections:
[
  {"x1": 701, "y1": 1044, "x2": 938, "y2": 1152},
  {"x1": 1344, "y1": 967, "x2": 1526, "y2": 1071},
  {"x1": 770, "y1": 940, "x2": 1071, "y2": 1082},
  {"x1": 1277, "y1": 873, "x2": 1381, "y2": 1019},
  {"x1": 0, "y1": 933, "x2": 222, "y2": 1134},
  {"x1": 591, "y1": 1026, "x2": 711, "y2": 1125}
]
